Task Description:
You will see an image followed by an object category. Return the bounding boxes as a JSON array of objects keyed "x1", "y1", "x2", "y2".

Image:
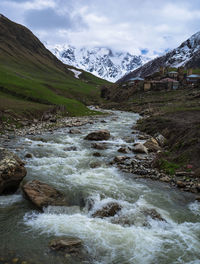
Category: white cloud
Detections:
[{"x1": 1, "y1": 0, "x2": 200, "y2": 56}]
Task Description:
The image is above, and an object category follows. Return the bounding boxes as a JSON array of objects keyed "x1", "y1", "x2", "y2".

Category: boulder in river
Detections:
[
  {"x1": 93, "y1": 152, "x2": 101, "y2": 157},
  {"x1": 118, "y1": 147, "x2": 130, "y2": 154},
  {"x1": 133, "y1": 143, "x2": 148, "y2": 154},
  {"x1": 69, "y1": 129, "x2": 81, "y2": 134},
  {"x1": 91, "y1": 143, "x2": 107, "y2": 150},
  {"x1": 142, "y1": 208, "x2": 166, "y2": 222},
  {"x1": 0, "y1": 148, "x2": 27, "y2": 194},
  {"x1": 63, "y1": 146, "x2": 77, "y2": 151},
  {"x1": 89, "y1": 161, "x2": 102, "y2": 169},
  {"x1": 92, "y1": 202, "x2": 122, "y2": 218},
  {"x1": 25, "y1": 153, "x2": 33, "y2": 158},
  {"x1": 84, "y1": 130, "x2": 110, "y2": 141},
  {"x1": 22, "y1": 180, "x2": 67, "y2": 210},
  {"x1": 49, "y1": 237, "x2": 82, "y2": 253}
]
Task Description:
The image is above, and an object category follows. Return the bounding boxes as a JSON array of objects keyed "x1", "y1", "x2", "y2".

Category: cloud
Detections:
[
  {"x1": 1, "y1": 0, "x2": 200, "y2": 56},
  {"x1": 25, "y1": 8, "x2": 73, "y2": 29}
]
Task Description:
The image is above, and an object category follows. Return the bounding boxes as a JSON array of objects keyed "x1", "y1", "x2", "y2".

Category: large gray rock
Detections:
[
  {"x1": 22, "y1": 180, "x2": 67, "y2": 210},
  {"x1": 0, "y1": 148, "x2": 27, "y2": 194},
  {"x1": 133, "y1": 143, "x2": 148, "y2": 154},
  {"x1": 144, "y1": 138, "x2": 161, "y2": 152},
  {"x1": 84, "y1": 130, "x2": 110, "y2": 141}
]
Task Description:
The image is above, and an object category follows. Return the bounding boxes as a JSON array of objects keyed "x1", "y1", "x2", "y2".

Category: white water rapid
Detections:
[{"x1": 0, "y1": 110, "x2": 200, "y2": 264}]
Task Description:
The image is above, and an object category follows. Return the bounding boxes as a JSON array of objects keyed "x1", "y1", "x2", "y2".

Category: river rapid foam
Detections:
[{"x1": 0, "y1": 109, "x2": 200, "y2": 264}]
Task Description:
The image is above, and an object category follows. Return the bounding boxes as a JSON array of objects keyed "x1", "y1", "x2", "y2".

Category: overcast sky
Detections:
[{"x1": 1, "y1": 0, "x2": 200, "y2": 56}]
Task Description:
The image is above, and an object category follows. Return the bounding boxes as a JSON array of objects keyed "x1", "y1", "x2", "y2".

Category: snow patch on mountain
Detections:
[
  {"x1": 119, "y1": 31, "x2": 200, "y2": 82},
  {"x1": 46, "y1": 44, "x2": 151, "y2": 82},
  {"x1": 68, "y1": 68, "x2": 82, "y2": 79}
]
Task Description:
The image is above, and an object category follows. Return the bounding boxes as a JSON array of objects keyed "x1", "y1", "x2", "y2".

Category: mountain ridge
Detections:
[
  {"x1": 46, "y1": 44, "x2": 151, "y2": 82},
  {"x1": 118, "y1": 31, "x2": 200, "y2": 82}
]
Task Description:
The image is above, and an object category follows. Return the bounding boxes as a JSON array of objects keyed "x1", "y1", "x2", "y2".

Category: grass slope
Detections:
[{"x1": 0, "y1": 15, "x2": 109, "y2": 120}]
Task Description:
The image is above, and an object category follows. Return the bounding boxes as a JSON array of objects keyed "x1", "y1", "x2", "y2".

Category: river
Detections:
[{"x1": 0, "y1": 109, "x2": 200, "y2": 264}]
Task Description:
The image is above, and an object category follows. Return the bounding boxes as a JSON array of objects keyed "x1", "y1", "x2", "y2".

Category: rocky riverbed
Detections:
[{"x1": 0, "y1": 108, "x2": 200, "y2": 264}]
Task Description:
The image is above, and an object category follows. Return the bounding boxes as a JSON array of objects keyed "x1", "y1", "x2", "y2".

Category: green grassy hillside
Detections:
[{"x1": 0, "y1": 15, "x2": 109, "y2": 120}]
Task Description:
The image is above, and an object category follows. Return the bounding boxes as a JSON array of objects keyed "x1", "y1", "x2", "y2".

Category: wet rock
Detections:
[
  {"x1": 91, "y1": 143, "x2": 107, "y2": 150},
  {"x1": 176, "y1": 181, "x2": 187, "y2": 188},
  {"x1": 63, "y1": 146, "x2": 77, "y2": 151},
  {"x1": 154, "y1": 133, "x2": 166, "y2": 147},
  {"x1": 111, "y1": 216, "x2": 134, "y2": 227},
  {"x1": 133, "y1": 143, "x2": 148, "y2": 154},
  {"x1": 118, "y1": 147, "x2": 130, "y2": 154},
  {"x1": 114, "y1": 156, "x2": 128, "y2": 163},
  {"x1": 93, "y1": 152, "x2": 101, "y2": 157},
  {"x1": 135, "y1": 154, "x2": 146, "y2": 160},
  {"x1": 84, "y1": 130, "x2": 110, "y2": 141},
  {"x1": 138, "y1": 134, "x2": 150, "y2": 140},
  {"x1": 101, "y1": 120, "x2": 107, "y2": 123},
  {"x1": 0, "y1": 148, "x2": 27, "y2": 194},
  {"x1": 89, "y1": 162, "x2": 101, "y2": 169},
  {"x1": 195, "y1": 196, "x2": 200, "y2": 202},
  {"x1": 22, "y1": 180, "x2": 67, "y2": 210},
  {"x1": 144, "y1": 138, "x2": 161, "y2": 152},
  {"x1": 124, "y1": 137, "x2": 135, "y2": 143},
  {"x1": 142, "y1": 208, "x2": 166, "y2": 222},
  {"x1": 25, "y1": 153, "x2": 32, "y2": 158},
  {"x1": 69, "y1": 129, "x2": 81, "y2": 134},
  {"x1": 49, "y1": 237, "x2": 82, "y2": 253},
  {"x1": 92, "y1": 202, "x2": 122, "y2": 218}
]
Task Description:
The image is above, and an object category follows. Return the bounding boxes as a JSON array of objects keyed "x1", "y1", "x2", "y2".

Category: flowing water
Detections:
[{"x1": 0, "y1": 110, "x2": 200, "y2": 264}]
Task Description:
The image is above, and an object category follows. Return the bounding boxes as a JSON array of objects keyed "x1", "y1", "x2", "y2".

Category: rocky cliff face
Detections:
[
  {"x1": 46, "y1": 44, "x2": 150, "y2": 82},
  {"x1": 118, "y1": 31, "x2": 200, "y2": 82}
]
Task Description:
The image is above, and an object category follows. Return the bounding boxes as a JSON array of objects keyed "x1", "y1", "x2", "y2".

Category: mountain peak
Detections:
[
  {"x1": 46, "y1": 44, "x2": 151, "y2": 82},
  {"x1": 118, "y1": 31, "x2": 200, "y2": 82}
]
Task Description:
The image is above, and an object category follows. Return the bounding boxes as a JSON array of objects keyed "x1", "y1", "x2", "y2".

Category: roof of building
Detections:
[
  {"x1": 161, "y1": 78, "x2": 179, "y2": 83},
  {"x1": 128, "y1": 77, "x2": 144, "y2": 81},
  {"x1": 187, "y1": 74, "x2": 200, "y2": 78}
]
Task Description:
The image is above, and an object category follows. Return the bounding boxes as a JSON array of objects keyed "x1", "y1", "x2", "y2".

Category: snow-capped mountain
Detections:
[
  {"x1": 46, "y1": 44, "x2": 150, "y2": 82},
  {"x1": 118, "y1": 31, "x2": 200, "y2": 82}
]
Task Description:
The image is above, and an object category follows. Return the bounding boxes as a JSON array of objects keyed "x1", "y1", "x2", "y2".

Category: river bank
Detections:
[
  {"x1": 1, "y1": 109, "x2": 200, "y2": 264},
  {"x1": 100, "y1": 87, "x2": 200, "y2": 195},
  {"x1": 1, "y1": 107, "x2": 200, "y2": 197}
]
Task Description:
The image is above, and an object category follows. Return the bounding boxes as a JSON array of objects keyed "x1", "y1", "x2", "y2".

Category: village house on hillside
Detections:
[{"x1": 127, "y1": 67, "x2": 200, "y2": 92}]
